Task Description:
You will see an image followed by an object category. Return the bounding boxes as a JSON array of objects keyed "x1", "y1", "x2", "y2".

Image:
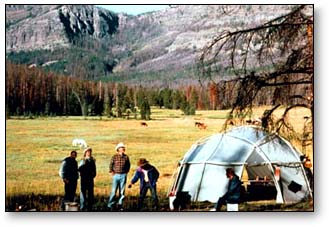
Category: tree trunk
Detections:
[{"x1": 72, "y1": 90, "x2": 87, "y2": 117}]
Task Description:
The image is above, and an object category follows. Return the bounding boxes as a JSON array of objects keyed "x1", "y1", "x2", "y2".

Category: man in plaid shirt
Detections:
[{"x1": 107, "y1": 142, "x2": 130, "y2": 211}]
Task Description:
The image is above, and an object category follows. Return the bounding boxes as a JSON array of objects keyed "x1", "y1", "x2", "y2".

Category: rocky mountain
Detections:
[
  {"x1": 5, "y1": 5, "x2": 298, "y2": 84},
  {"x1": 6, "y1": 5, "x2": 118, "y2": 51},
  {"x1": 112, "y1": 5, "x2": 297, "y2": 74}
]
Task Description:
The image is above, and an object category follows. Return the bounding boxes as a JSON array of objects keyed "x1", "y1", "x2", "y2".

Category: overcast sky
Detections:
[{"x1": 97, "y1": 5, "x2": 169, "y2": 15}]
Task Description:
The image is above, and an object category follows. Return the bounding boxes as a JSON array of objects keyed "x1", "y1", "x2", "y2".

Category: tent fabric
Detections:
[{"x1": 170, "y1": 126, "x2": 312, "y2": 204}]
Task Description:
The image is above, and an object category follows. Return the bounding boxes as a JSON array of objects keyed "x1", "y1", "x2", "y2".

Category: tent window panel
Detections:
[
  {"x1": 197, "y1": 165, "x2": 230, "y2": 203},
  {"x1": 184, "y1": 134, "x2": 222, "y2": 163},
  {"x1": 180, "y1": 164, "x2": 205, "y2": 201},
  {"x1": 227, "y1": 127, "x2": 267, "y2": 143},
  {"x1": 279, "y1": 166, "x2": 311, "y2": 203},
  {"x1": 258, "y1": 137, "x2": 299, "y2": 162},
  {"x1": 209, "y1": 136, "x2": 252, "y2": 163}
]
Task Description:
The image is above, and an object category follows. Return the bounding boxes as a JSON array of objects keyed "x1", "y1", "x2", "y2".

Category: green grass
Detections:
[{"x1": 5, "y1": 107, "x2": 313, "y2": 211}]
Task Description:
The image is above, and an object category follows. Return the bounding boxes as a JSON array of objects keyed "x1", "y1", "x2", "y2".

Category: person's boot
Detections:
[
  {"x1": 107, "y1": 204, "x2": 116, "y2": 211},
  {"x1": 117, "y1": 204, "x2": 124, "y2": 211},
  {"x1": 153, "y1": 201, "x2": 159, "y2": 211}
]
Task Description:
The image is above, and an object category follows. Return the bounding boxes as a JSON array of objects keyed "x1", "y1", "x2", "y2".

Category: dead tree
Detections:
[{"x1": 199, "y1": 5, "x2": 313, "y2": 141}]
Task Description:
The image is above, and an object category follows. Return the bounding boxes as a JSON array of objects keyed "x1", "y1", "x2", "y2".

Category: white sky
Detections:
[{"x1": 97, "y1": 5, "x2": 169, "y2": 15}]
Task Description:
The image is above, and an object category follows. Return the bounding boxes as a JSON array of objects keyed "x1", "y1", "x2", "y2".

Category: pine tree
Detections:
[{"x1": 140, "y1": 97, "x2": 151, "y2": 120}]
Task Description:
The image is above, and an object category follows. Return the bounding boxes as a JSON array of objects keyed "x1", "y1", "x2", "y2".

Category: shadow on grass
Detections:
[
  {"x1": 6, "y1": 194, "x2": 171, "y2": 212},
  {"x1": 6, "y1": 194, "x2": 313, "y2": 212}
]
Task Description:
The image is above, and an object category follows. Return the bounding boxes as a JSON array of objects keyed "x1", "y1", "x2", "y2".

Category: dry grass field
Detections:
[{"x1": 5, "y1": 106, "x2": 313, "y2": 211}]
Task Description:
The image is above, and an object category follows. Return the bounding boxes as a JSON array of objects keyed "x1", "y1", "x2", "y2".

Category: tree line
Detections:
[{"x1": 6, "y1": 62, "x2": 310, "y2": 120}]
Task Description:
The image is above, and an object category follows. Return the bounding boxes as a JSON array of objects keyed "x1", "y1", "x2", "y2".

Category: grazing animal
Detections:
[
  {"x1": 252, "y1": 118, "x2": 262, "y2": 126},
  {"x1": 198, "y1": 123, "x2": 207, "y2": 130},
  {"x1": 195, "y1": 122, "x2": 207, "y2": 130},
  {"x1": 140, "y1": 122, "x2": 148, "y2": 127},
  {"x1": 195, "y1": 122, "x2": 202, "y2": 127},
  {"x1": 72, "y1": 139, "x2": 88, "y2": 148},
  {"x1": 227, "y1": 119, "x2": 235, "y2": 126},
  {"x1": 246, "y1": 118, "x2": 262, "y2": 126}
]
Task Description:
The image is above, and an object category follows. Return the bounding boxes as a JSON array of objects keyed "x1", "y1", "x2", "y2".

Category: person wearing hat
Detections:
[
  {"x1": 78, "y1": 147, "x2": 96, "y2": 211},
  {"x1": 59, "y1": 150, "x2": 79, "y2": 211},
  {"x1": 128, "y1": 158, "x2": 160, "y2": 211},
  {"x1": 107, "y1": 142, "x2": 131, "y2": 211}
]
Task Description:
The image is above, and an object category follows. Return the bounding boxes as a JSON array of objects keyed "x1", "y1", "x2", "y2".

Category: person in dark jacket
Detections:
[
  {"x1": 128, "y1": 158, "x2": 160, "y2": 211},
  {"x1": 59, "y1": 150, "x2": 79, "y2": 210},
  {"x1": 78, "y1": 147, "x2": 96, "y2": 211},
  {"x1": 215, "y1": 168, "x2": 241, "y2": 211}
]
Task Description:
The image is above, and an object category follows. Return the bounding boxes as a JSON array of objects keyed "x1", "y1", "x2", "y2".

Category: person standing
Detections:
[
  {"x1": 128, "y1": 158, "x2": 160, "y2": 211},
  {"x1": 215, "y1": 168, "x2": 241, "y2": 211},
  {"x1": 78, "y1": 147, "x2": 96, "y2": 211},
  {"x1": 107, "y1": 142, "x2": 130, "y2": 211},
  {"x1": 301, "y1": 155, "x2": 313, "y2": 194},
  {"x1": 59, "y1": 150, "x2": 79, "y2": 211}
]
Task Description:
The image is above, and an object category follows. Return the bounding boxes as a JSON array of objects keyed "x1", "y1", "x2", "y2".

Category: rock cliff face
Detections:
[
  {"x1": 6, "y1": 5, "x2": 118, "y2": 51},
  {"x1": 108, "y1": 5, "x2": 296, "y2": 73},
  {"x1": 6, "y1": 5, "x2": 300, "y2": 80}
]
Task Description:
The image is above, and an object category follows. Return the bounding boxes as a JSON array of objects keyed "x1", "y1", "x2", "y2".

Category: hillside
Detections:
[
  {"x1": 6, "y1": 5, "x2": 118, "y2": 50},
  {"x1": 6, "y1": 5, "x2": 298, "y2": 84}
]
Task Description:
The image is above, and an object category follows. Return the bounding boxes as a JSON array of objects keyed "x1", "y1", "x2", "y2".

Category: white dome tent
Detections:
[{"x1": 168, "y1": 126, "x2": 312, "y2": 209}]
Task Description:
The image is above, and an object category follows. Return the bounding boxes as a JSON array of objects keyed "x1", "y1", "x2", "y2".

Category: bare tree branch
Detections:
[{"x1": 198, "y1": 5, "x2": 313, "y2": 143}]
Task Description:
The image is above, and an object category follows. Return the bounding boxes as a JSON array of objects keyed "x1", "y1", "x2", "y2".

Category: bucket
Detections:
[
  {"x1": 227, "y1": 203, "x2": 238, "y2": 211},
  {"x1": 65, "y1": 202, "x2": 79, "y2": 211}
]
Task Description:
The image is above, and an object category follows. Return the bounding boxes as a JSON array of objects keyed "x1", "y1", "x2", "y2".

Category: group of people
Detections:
[
  {"x1": 59, "y1": 148, "x2": 96, "y2": 211},
  {"x1": 60, "y1": 144, "x2": 313, "y2": 212},
  {"x1": 59, "y1": 142, "x2": 159, "y2": 211},
  {"x1": 59, "y1": 142, "x2": 237, "y2": 212}
]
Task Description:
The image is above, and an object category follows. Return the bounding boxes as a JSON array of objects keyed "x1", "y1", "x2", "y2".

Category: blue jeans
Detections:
[
  {"x1": 215, "y1": 196, "x2": 227, "y2": 211},
  {"x1": 107, "y1": 173, "x2": 127, "y2": 208},
  {"x1": 138, "y1": 183, "x2": 158, "y2": 210}
]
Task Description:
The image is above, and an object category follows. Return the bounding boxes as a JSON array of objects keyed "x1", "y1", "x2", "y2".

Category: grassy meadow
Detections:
[{"x1": 5, "y1": 106, "x2": 313, "y2": 211}]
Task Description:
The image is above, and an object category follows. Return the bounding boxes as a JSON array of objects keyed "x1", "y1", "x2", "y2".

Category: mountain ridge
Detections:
[{"x1": 6, "y1": 5, "x2": 298, "y2": 83}]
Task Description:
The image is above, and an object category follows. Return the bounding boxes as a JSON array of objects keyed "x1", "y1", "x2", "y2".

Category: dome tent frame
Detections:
[{"x1": 168, "y1": 126, "x2": 312, "y2": 208}]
